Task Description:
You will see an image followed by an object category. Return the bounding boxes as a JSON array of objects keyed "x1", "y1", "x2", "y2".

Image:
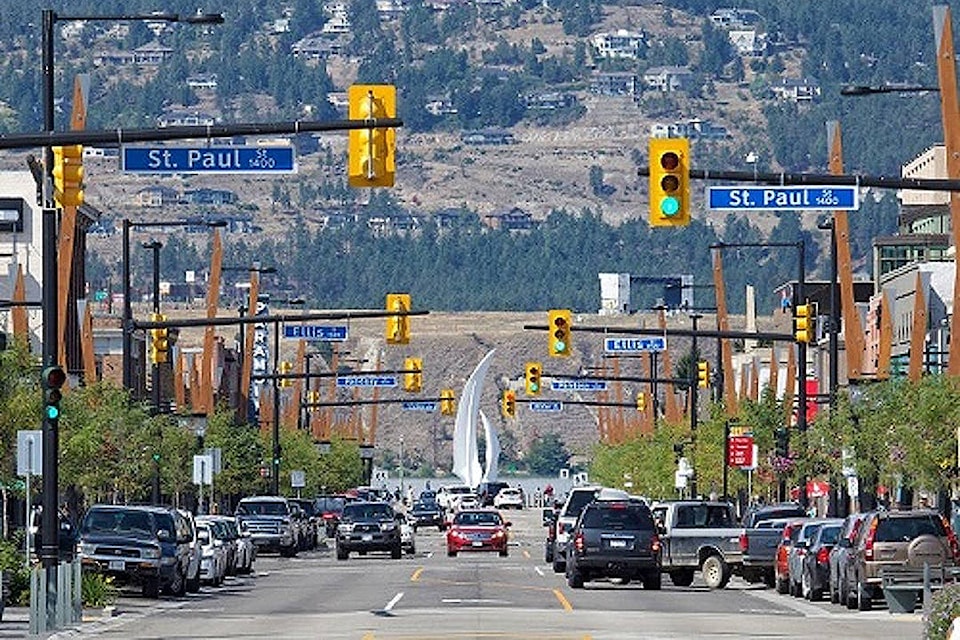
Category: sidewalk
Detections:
[{"x1": 0, "y1": 607, "x2": 29, "y2": 638}]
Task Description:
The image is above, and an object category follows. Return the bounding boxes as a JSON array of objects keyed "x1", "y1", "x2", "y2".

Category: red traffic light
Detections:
[
  {"x1": 42, "y1": 366, "x2": 66, "y2": 389},
  {"x1": 660, "y1": 151, "x2": 680, "y2": 171}
]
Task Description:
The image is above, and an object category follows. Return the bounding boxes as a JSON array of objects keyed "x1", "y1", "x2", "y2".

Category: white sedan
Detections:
[{"x1": 493, "y1": 488, "x2": 524, "y2": 510}]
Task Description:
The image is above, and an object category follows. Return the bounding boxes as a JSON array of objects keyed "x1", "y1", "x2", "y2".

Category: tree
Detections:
[{"x1": 525, "y1": 433, "x2": 570, "y2": 475}]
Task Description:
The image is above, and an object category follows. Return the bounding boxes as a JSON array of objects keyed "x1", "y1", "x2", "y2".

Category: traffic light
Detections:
[
  {"x1": 403, "y1": 357, "x2": 423, "y2": 393},
  {"x1": 279, "y1": 361, "x2": 293, "y2": 387},
  {"x1": 697, "y1": 361, "x2": 710, "y2": 388},
  {"x1": 794, "y1": 303, "x2": 816, "y2": 343},
  {"x1": 440, "y1": 389, "x2": 456, "y2": 416},
  {"x1": 52, "y1": 144, "x2": 84, "y2": 207},
  {"x1": 348, "y1": 84, "x2": 396, "y2": 187},
  {"x1": 42, "y1": 365, "x2": 66, "y2": 421},
  {"x1": 149, "y1": 313, "x2": 168, "y2": 364},
  {"x1": 774, "y1": 427, "x2": 789, "y2": 458},
  {"x1": 305, "y1": 389, "x2": 320, "y2": 411},
  {"x1": 385, "y1": 293, "x2": 411, "y2": 345},
  {"x1": 501, "y1": 389, "x2": 516, "y2": 419},
  {"x1": 648, "y1": 137, "x2": 690, "y2": 227},
  {"x1": 525, "y1": 361, "x2": 542, "y2": 396},
  {"x1": 547, "y1": 309, "x2": 572, "y2": 357},
  {"x1": 636, "y1": 391, "x2": 646, "y2": 412}
]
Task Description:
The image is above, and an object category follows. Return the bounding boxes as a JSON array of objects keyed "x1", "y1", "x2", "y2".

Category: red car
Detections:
[{"x1": 446, "y1": 509, "x2": 510, "y2": 557}]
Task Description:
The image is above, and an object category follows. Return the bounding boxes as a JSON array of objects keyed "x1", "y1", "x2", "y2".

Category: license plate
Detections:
[
  {"x1": 362, "y1": 534, "x2": 373, "y2": 542},
  {"x1": 609, "y1": 540, "x2": 627, "y2": 549},
  {"x1": 472, "y1": 541, "x2": 484, "y2": 547},
  {"x1": 108, "y1": 560, "x2": 125, "y2": 571}
]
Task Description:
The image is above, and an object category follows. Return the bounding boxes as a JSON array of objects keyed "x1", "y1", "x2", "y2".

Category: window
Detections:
[
  {"x1": 875, "y1": 516, "x2": 945, "y2": 542},
  {"x1": 581, "y1": 505, "x2": 653, "y2": 530}
]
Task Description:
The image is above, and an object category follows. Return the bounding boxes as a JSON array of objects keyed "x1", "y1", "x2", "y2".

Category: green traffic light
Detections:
[
  {"x1": 45, "y1": 405, "x2": 59, "y2": 420},
  {"x1": 554, "y1": 339, "x2": 566, "y2": 353},
  {"x1": 660, "y1": 196, "x2": 680, "y2": 216}
]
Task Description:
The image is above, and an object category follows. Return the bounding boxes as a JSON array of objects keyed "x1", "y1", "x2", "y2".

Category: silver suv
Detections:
[{"x1": 551, "y1": 486, "x2": 600, "y2": 573}]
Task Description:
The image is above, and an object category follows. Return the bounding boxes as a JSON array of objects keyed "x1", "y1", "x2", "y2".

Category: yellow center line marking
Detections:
[
  {"x1": 522, "y1": 549, "x2": 530, "y2": 559},
  {"x1": 553, "y1": 588, "x2": 574, "y2": 612},
  {"x1": 410, "y1": 566, "x2": 424, "y2": 582},
  {"x1": 361, "y1": 634, "x2": 375, "y2": 640}
]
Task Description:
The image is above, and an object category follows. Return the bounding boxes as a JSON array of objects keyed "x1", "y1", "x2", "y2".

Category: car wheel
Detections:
[
  {"x1": 566, "y1": 566, "x2": 584, "y2": 589},
  {"x1": 775, "y1": 566, "x2": 789, "y2": 594},
  {"x1": 186, "y1": 566, "x2": 201, "y2": 594},
  {"x1": 499, "y1": 548, "x2": 508, "y2": 557},
  {"x1": 701, "y1": 555, "x2": 731, "y2": 590},
  {"x1": 165, "y1": 566, "x2": 186, "y2": 597},
  {"x1": 545, "y1": 547, "x2": 554, "y2": 564},
  {"x1": 447, "y1": 549, "x2": 457, "y2": 557},
  {"x1": 391, "y1": 544, "x2": 402, "y2": 560},
  {"x1": 807, "y1": 570, "x2": 823, "y2": 602},
  {"x1": 642, "y1": 571, "x2": 662, "y2": 591},
  {"x1": 857, "y1": 579, "x2": 872, "y2": 611},
  {"x1": 670, "y1": 569, "x2": 695, "y2": 587},
  {"x1": 845, "y1": 580, "x2": 858, "y2": 610},
  {"x1": 141, "y1": 577, "x2": 160, "y2": 599},
  {"x1": 336, "y1": 546, "x2": 349, "y2": 561},
  {"x1": 552, "y1": 558, "x2": 566, "y2": 574}
]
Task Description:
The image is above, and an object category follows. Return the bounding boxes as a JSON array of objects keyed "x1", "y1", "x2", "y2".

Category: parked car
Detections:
[
  {"x1": 738, "y1": 504, "x2": 807, "y2": 586},
  {"x1": 493, "y1": 488, "x2": 525, "y2": 510},
  {"x1": 176, "y1": 509, "x2": 202, "y2": 593},
  {"x1": 828, "y1": 513, "x2": 867, "y2": 605},
  {"x1": 78, "y1": 504, "x2": 193, "y2": 598},
  {"x1": 565, "y1": 498, "x2": 661, "y2": 589},
  {"x1": 843, "y1": 509, "x2": 959, "y2": 611},
  {"x1": 742, "y1": 503, "x2": 808, "y2": 528},
  {"x1": 543, "y1": 507, "x2": 558, "y2": 563},
  {"x1": 774, "y1": 519, "x2": 811, "y2": 595},
  {"x1": 799, "y1": 520, "x2": 844, "y2": 601},
  {"x1": 787, "y1": 520, "x2": 831, "y2": 597},
  {"x1": 409, "y1": 500, "x2": 445, "y2": 531},
  {"x1": 196, "y1": 521, "x2": 226, "y2": 587},
  {"x1": 478, "y1": 481, "x2": 511, "y2": 507},
  {"x1": 235, "y1": 496, "x2": 299, "y2": 557},
  {"x1": 289, "y1": 498, "x2": 321, "y2": 550},
  {"x1": 316, "y1": 495, "x2": 346, "y2": 537},
  {"x1": 446, "y1": 509, "x2": 510, "y2": 557},
  {"x1": 336, "y1": 501, "x2": 403, "y2": 560},
  {"x1": 198, "y1": 515, "x2": 255, "y2": 575},
  {"x1": 650, "y1": 500, "x2": 744, "y2": 589}
]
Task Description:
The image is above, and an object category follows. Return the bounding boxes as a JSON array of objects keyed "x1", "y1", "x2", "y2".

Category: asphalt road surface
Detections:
[{"x1": 51, "y1": 507, "x2": 923, "y2": 639}]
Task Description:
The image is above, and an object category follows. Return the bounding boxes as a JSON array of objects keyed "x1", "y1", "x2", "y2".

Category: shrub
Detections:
[
  {"x1": 0, "y1": 532, "x2": 30, "y2": 606},
  {"x1": 925, "y1": 583, "x2": 960, "y2": 640},
  {"x1": 81, "y1": 571, "x2": 118, "y2": 608}
]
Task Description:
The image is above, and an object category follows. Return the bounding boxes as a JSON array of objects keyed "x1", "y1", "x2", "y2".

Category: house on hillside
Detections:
[
  {"x1": 591, "y1": 29, "x2": 646, "y2": 60},
  {"x1": 157, "y1": 110, "x2": 217, "y2": 127},
  {"x1": 460, "y1": 129, "x2": 516, "y2": 145},
  {"x1": 642, "y1": 66, "x2": 693, "y2": 93},
  {"x1": 292, "y1": 33, "x2": 345, "y2": 59},
  {"x1": 187, "y1": 74, "x2": 218, "y2": 90},
  {"x1": 524, "y1": 92, "x2": 576, "y2": 111},
  {"x1": 134, "y1": 41, "x2": 174, "y2": 65},
  {"x1": 134, "y1": 186, "x2": 179, "y2": 208},
  {"x1": 181, "y1": 188, "x2": 237, "y2": 206},
  {"x1": 729, "y1": 29, "x2": 767, "y2": 57},
  {"x1": 650, "y1": 118, "x2": 729, "y2": 140},
  {"x1": 591, "y1": 72, "x2": 638, "y2": 96},
  {"x1": 484, "y1": 207, "x2": 534, "y2": 231},
  {"x1": 710, "y1": 8, "x2": 764, "y2": 30},
  {"x1": 770, "y1": 78, "x2": 821, "y2": 103}
]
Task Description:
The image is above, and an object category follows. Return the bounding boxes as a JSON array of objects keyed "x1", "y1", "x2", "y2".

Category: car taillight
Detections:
[
  {"x1": 739, "y1": 532, "x2": 748, "y2": 552},
  {"x1": 864, "y1": 518, "x2": 878, "y2": 561},
  {"x1": 816, "y1": 547, "x2": 830, "y2": 564},
  {"x1": 651, "y1": 534, "x2": 661, "y2": 554},
  {"x1": 573, "y1": 533, "x2": 584, "y2": 553},
  {"x1": 941, "y1": 516, "x2": 960, "y2": 562},
  {"x1": 557, "y1": 522, "x2": 566, "y2": 535}
]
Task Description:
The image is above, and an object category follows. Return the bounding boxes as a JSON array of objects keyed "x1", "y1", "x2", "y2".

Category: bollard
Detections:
[{"x1": 923, "y1": 562, "x2": 933, "y2": 617}]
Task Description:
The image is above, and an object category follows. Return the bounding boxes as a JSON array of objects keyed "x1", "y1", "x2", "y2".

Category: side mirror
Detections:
[
  {"x1": 542, "y1": 509, "x2": 556, "y2": 526},
  {"x1": 156, "y1": 529, "x2": 173, "y2": 541},
  {"x1": 504, "y1": 521, "x2": 513, "y2": 528},
  {"x1": 795, "y1": 540, "x2": 808, "y2": 549}
]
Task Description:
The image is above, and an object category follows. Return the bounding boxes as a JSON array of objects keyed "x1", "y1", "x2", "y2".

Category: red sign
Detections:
[
  {"x1": 805, "y1": 379, "x2": 819, "y2": 422},
  {"x1": 727, "y1": 435, "x2": 754, "y2": 468}
]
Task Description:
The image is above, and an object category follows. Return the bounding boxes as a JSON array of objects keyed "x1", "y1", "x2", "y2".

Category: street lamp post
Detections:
[
  {"x1": 41, "y1": 10, "x2": 222, "y2": 630},
  {"x1": 689, "y1": 313, "x2": 701, "y2": 499},
  {"x1": 267, "y1": 296, "x2": 303, "y2": 495},
  {"x1": 143, "y1": 239, "x2": 163, "y2": 505}
]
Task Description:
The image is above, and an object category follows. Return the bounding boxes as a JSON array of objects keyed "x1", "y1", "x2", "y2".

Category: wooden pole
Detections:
[
  {"x1": 908, "y1": 272, "x2": 928, "y2": 382},
  {"x1": 712, "y1": 249, "x2": 738, "y2": 414},
  {"x1": 201, "y1": 230, "x2": 222, "y2": 413}
]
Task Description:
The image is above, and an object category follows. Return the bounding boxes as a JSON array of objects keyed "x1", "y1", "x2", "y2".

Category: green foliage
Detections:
[
  {"x1": 0, "y1": 532, "x2": 28, "y2": 606},
  {"x1": 81, "y1": 571, "x2": 118, "y2": 608},
  {"x1": 925, "y1": 583, "x2": 960, "y2": 640},
  {"x1": 525, "y1": 433, "x2": 570, "y2": 475}
]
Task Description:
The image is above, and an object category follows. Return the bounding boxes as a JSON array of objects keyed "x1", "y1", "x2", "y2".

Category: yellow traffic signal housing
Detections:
[
  {"x1": 547, "y1": 309, "x2": 572, "y2": 357},
  {"x1": 648, "y1": 137, "x2": 690, "y2": 227},
  {"x1": 149, "y1": 313, "x2": 168, "y2": 364},
  {"x1": 403, "y1": 357, "x2": 423, "y2": 393},
  {"x1": 501, "y1": 389, "x2": 517, "y2": 419},
  {"x1": 385, "y1": 293, "x2": 411, "y2": 345},
  {"x1": 794, "y1": 303, "x2": 816, "y2": 343},
  {"x1": 636, "y1": 392, "x2": 646, "y2": 411},
  {"x1": 279, "y1": 360, "x2": 293, "y2": 387},
  {"x1": 348, "y1": 84, "x2": 396, "y2": 188},
  {"x1": 52, "y1": 144, "x2": 84, "y2": 208},
  {"x1": 440, "y1": 388, "x2": 456, "y2": 416},
  {"x1": 525, "y1": 361, "x2": 542, "y2": 396},
  {"x1": 697, "y1": 361, "x2": 709, "y2": 388}
]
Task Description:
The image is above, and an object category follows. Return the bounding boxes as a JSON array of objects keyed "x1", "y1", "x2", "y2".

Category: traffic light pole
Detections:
[
  {"x1": 146, "y1": 240, "x2": 162, "y2": 504},
  {"x1": 796, "y1": 241, "x2": 808, "y2": 509},
  {"x1": 271, "y1": 317, "x2": 281, "y2": 496},
  {"x1": 690, "y1": 314, "x2": 701, "y2": 499}
]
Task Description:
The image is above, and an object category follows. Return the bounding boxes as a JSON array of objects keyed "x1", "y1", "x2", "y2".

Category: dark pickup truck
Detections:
[
  {"x1": 738, "y1": 504, "x2": 807, "y2": 586},
  {"x1": 651, "y1": 500, "x2": 744, "y2": 589}
]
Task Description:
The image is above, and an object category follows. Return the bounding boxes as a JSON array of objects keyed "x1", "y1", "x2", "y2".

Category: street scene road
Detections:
[{"x1": 55, "y1": 507, "x2": 921, "y2": 640}]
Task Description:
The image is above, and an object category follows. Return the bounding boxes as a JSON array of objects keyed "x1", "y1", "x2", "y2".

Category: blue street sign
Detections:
[
  {"x1": 530, "y1": 401, "x2": 563, "y2": 413},
  {"x1": 707, "y1": 185, "x2": 859, "y2": 211},
  {"x1": 402, "y1": 401, "x2": 438, "y2": 412},
  {"x1": 551, "y1": 380, "x2": 608, "y2": 392},
  {"x1": 336, "y1": 375, "x2": 398, "y2": 388},
  {"x1": 284, "y1": 325, "x2": 348, "y2": 341},
  {"x1": 604, "y1": 337, "x2": 666, "y2": 354},
  {"x1": 122, "y1": 146, "x2": 297, "y2": 174}
]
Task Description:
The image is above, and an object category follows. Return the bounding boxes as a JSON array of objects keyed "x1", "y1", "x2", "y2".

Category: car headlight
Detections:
[
  {"x1": 142, "y1": 547, "x2": 161, "y2": 560},
  {"x1": 338, "y1": 523, "x2": 354, "y2": 534},
  {"x1": 79, "y1": 542, "x2": 96, "y2": 556},
  {"x1": 380, "y1": 522, "x2": 397, "y2": 532}
]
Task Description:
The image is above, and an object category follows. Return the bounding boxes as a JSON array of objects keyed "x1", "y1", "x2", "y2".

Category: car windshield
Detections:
[
  {"x1": 674, "y1": 504, "x2": 733, "y2": 528},
  {"x1": 819, "y1": 525, "x2": 842, "y2": 545},
  {"x1": 293, "y1": 501, "x2": 317, "y2": 517},
  {"x1": 413, "y1": 502, "x2": 437, "y2": 511},
  {"x1": 82, "y1": 509, "x2": 154, "y2": 536},
  {"x1": 342, "y1": 504, "x2": 394, "y2": 521},
  {"x1": 875, "y1": 515, "x2": 946, "y2": 542},
  {"x1": 454, "y1": 511, "x2": 502, "y2": 526},
  {"x1": 582, "y1": 505, "x2": 653, "y2": 530},
  {"x1": 317, "y1": 497, "x2": 345, "y2": 512},
  {"x1": 197, "y1": 528, "x2": 210, "y2": 544},
  {"x1": 562, "y1": 490, "x2": 598, "y2": 519},
  {"x1": 237, "y1": 501, "x2": 287, "y2": 516}
]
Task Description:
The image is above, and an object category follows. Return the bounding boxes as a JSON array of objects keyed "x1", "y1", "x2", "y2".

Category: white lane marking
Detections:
[
  {"x1": 535, "y1": 566, "x2": 544, "y2": 577},
  {"x1": 384, "y1": 591, "x2": 404, "y2": 612},
  {"x1": 427, "y1": 551, "x2": 434, "y2": 559}
]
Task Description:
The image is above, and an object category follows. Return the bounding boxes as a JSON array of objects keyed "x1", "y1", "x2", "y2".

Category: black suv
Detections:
[
  {"x1": 409, "y1": 500, "x2": 445, "y2": 531},
  {"x1": 565, "y1": 500, "x2": 662, "y2": 589},
  {"x1": 78, "y1": 505, "x2": 193, "y2": 598},
  {"x1": 336, "y1": 501, "x2": 403, "y2": 560}
]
